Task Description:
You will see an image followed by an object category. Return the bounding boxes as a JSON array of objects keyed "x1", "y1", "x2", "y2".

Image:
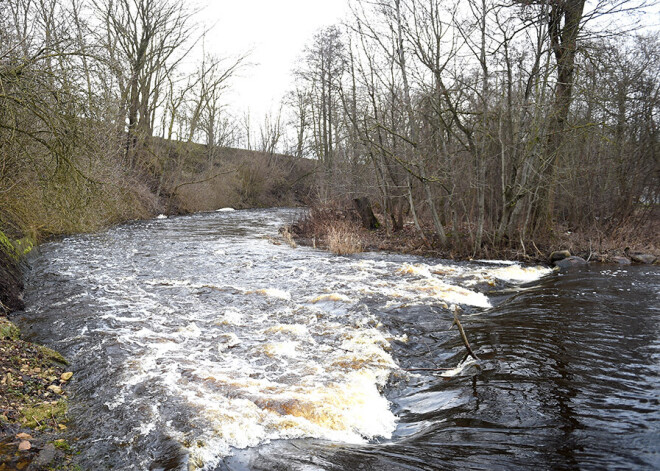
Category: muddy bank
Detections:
[{"x1": 0, "y1": 248, "x2": 24, "y2": 314}]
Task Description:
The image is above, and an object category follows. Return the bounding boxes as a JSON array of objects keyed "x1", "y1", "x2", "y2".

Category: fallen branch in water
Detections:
[{"x1": 451, "y1": 306, "x2": 480, "y2": 361}]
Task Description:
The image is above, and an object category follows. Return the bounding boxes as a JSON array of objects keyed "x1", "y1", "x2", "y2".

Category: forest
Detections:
[
  {"x1": 287, "y1": 0, "x2": 659, "y2": 258},
  {"x1": 1, "y1": 0, "x2": 658, "y2": 265}
]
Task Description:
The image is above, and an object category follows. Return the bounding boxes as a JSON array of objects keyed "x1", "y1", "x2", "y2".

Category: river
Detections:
[{"x1": 14, "y1": 208, "x2": 660, "y2": 470}]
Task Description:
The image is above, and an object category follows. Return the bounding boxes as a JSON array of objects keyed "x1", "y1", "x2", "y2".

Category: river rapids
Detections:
[{"x1": 14, "y1": 209, "x2": 659, "y2": 470}]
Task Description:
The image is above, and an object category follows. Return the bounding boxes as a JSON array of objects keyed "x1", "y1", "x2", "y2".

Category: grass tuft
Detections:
[{"x1": 327, "y1": 222, "x2": 364, "y2": 255}]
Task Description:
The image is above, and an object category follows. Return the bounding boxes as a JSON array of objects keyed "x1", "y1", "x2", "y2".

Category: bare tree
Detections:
[{"x1": 95, "y1": 0, "x2": 197, "y2": 167}]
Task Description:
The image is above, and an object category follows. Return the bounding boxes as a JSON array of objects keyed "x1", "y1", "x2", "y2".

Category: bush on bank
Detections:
[{"x1": 291, "y1": 200, "x2": 659, "y2": 264}]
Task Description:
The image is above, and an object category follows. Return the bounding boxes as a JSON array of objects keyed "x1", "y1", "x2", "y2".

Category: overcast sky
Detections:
[
  {"x1": 202, "y1": 0, "x2": 351, "y2": 121},
  {"x1": 199, "y1": 0, "x2": 660, "y2": 125}
]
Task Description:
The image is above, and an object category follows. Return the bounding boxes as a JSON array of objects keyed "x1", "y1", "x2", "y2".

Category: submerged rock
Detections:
[
  {"x1": 554, "y1": 256, "x2": 588, "y2": 269},
  {"x1": 32, "y1": 443, "x2": 58, "y2": 468}
]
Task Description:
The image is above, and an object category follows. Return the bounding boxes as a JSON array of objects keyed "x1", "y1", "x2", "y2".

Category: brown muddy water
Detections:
[{"x1": 13, "y1": 208, "x2": 660, "y2": 470}]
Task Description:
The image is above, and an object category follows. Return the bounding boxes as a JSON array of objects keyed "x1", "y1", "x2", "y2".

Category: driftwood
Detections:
[
  {"x1": 451, "y1": 306, "x2": 480, "y2": 361},
  {"x1": 405, "y1": 307, "x2": 481, "y2": 375}
]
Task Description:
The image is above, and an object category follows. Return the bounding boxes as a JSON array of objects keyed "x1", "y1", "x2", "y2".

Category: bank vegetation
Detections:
[
  {"x1": 0, "y1": 0, "x2": 315, "y2": 311},
  {"x1": 284, "y1": 0, "x2": 659, "y2": 260}
]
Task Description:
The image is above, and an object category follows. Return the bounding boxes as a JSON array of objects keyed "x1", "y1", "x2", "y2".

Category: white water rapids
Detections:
[{"x1": 21, "y1": 209, "x2": 553, "y2": 470}]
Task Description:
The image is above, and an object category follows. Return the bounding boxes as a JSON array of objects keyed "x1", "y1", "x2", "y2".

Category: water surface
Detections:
[{"x1": 16, "y1": 209, "x2": 660, "y2": 470}]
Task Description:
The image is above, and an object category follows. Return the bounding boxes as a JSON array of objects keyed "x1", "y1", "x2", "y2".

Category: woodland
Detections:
[{"x1": 1, "y1": 0, "x2": 658, "y2": 263}]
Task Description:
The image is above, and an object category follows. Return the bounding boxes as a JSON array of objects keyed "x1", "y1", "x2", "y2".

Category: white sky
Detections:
[
  {"x1": 197, "y1": 0, "x2": 659, "y2": 127},
  {"x1": 202, "y1": 0, "x2": 351, "y2": 121}
]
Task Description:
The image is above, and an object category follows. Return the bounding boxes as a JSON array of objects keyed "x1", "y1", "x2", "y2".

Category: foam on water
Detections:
[
  {"x1": 394, "y1": 263, "x2": 492, "y2": 307},
  {"x1": 250, "y1": 288, "x2": 291, "y2": 300},
  {"x1": 309, "y1": 293, "x2": 352, "y2": 303},
  {"x1": 488, "y1": 265, "x2": 554, "y2": 283},
  {"x1": 473, "y1": 259, "x2": 516, "y2": 265},
  {"x1": 23, "y1": 210, "x2": 555, "y2": 469}
]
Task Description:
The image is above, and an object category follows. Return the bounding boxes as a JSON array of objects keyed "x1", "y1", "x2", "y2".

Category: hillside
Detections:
[{"x1": 150, "y1": 139, "x2": 316, "y2": 213}]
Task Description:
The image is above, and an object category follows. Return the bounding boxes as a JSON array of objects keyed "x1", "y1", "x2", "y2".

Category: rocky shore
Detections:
[{"x1": 1, "y1": 249, "x2": 78, "y2": 469}]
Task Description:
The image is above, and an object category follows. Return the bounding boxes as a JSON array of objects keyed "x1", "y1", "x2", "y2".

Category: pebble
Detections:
[{"x1": 18, "y1": 440, "x2": 31, "y2": 451}]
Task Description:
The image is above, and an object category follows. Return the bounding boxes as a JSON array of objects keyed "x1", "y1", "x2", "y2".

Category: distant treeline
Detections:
[
  {"x1": 0, "y1": 0, "x2": 313, "y2": 254},
  {"x1": 284, "y1": 0, "x2": 659, "y2": 256}
]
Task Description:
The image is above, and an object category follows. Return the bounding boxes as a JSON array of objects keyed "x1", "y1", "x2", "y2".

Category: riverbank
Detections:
[
  {"x1": 288, "y1": 203, "x2": 659, "y2": 267},
  {"x1": 0, "y1": 315, "x2": 77, "y2": 470},
  {"x1": 1, "y1": 249, "x2": 76, "y2": 468}
]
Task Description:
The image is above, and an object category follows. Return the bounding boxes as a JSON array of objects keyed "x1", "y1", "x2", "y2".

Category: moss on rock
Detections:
[
  {"x1": 0, "y1": 317, "x2": 20, "y2": 340},
  {"x1": 36, "y1": 345, "x2": 69, "y2": 366}
]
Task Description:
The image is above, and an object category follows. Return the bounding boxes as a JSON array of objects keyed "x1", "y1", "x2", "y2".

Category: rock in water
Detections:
[
  {"x1": 554, "y1": 256, "x2": 588, "y2": 270},
  {"x1": 549, "y1": 250, "x2": 571, "y2": 263},
  {"x1": 611, "y1": 256, "x2": 631, "y2": 265},
  {"x1": 629, "y1": 253, "x2": 657, "y2": 264}
]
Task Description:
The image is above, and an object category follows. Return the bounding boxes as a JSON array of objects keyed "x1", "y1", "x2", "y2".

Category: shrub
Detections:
[{"x1": 327, "y1": 221, "x2": 363, "y2": 255}]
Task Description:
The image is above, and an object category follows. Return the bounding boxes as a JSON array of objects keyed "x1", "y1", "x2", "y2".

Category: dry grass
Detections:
[
  {"x1": 327, "y1": 222, "x2": 364, "y2": 255},
  {"x1": 290, "y1": 203, "x2": 366, "y2": 255},
  {"x1": 280, "y1": 226, "x2": 297, "y2": 248}
]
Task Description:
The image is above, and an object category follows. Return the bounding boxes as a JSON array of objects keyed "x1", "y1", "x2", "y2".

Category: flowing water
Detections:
[{"x1": 14, "y1": 208, "x2": 660, "y2": 470}]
